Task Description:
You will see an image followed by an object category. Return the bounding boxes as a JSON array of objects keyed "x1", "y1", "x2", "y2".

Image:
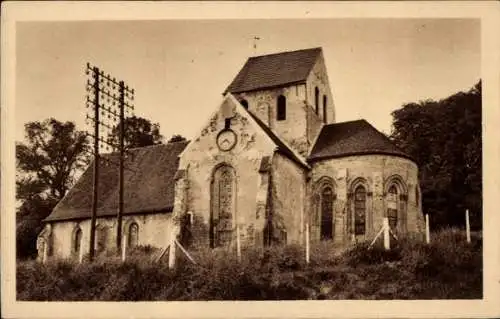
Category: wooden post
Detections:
[
  {"x1": 236, "y1": 224, "x2": 241, "y2": 262},
  {"x1": 466, "y1": 209, "x2": 471, "y2": 243},
  {"x1": 425, "y1": 214, "x2": 430, "y2": 244},
  {"x1": 116, "y1": 81, "x2": 125, "y2": 253},
  {"x1": 383, "y1": 217, "x2": 390, "y2": 250},
  {"x1": 121, "y1": 234, "x2": 127, "y2": 261},
  {"x1": 305, "y1": 223, "x2": 310, "y2": 264},
  {"x1": 89, "y1": 67, "x2": 100, "y2": 262},
  {"x1": 168, "y1": 232, "x2": 177, "y2": 269}
]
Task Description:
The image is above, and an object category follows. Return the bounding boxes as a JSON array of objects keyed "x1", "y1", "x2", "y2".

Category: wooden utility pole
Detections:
[
  {"x1": 117, "y1": 81, "x2": 125, "y2": 253},
  {"x1": 305, "y1": 223, "x2": 310, "y2": 264},
  {"x1": 89, "y1": 67, "x2": 100, "y2": 261},
  {"x1": 85, "y1": 63, "x2": 135, "y2": 261}
]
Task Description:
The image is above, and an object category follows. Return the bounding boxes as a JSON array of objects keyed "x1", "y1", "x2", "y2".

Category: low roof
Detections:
[
  {"x1": 44, "y1": 141, "x2": 188, "y2": 222},
  {"x1": 225, "y1": 47, "x2": 322, "y2": 94},
  {"x1": 308, "y1": 119, "x2": 413, "y2": 162}
]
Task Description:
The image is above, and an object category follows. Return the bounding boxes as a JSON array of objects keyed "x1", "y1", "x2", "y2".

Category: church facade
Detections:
[{"x1": 37, "y1": 47, "x2": 424, "y2": 261}]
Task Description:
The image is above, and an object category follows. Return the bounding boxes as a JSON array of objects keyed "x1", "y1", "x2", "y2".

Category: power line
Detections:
[{"x1": 84, "y1": 63, "x2": 135, "y2": 261}]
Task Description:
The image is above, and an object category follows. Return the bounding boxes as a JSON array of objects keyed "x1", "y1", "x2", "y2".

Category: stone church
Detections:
[{"x1": 38, "y1": 47, "x2": 424, "y2": 261}]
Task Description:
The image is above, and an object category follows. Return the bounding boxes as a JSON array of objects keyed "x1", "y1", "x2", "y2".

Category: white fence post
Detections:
[
  {"x1": 305, "y1": 223, "x2": 310, "y2": 264},
  {"x1": 466, "y1": 209, "x2": 471, "y2": 243},
  {"x1": 168, "y1": 233, "x2": 177, "y2": 269},
  {"x1": 425, "y1": 213, "x2": 430, "y2": 244},
  {"x1": 236, "y1": 224, "x2": 241, "y2": 262},
  {"x1": 383, "y1": 217, "x2": 390, "y2": 250},
  {"x1": 122, "y1": 234, "x2": 127, "y2": 261}
]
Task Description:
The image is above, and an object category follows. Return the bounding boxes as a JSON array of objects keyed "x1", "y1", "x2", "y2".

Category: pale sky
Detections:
[{"x1": 15, "y1": 18, "x2": 480, "y2": 142}]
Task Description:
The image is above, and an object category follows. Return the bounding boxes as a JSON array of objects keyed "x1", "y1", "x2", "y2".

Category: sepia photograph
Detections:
[{"x1": 2, "y1": 2, "x2": 499, "y2": 318}]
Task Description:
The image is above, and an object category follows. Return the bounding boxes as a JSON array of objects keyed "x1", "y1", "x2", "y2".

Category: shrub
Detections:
[{"x1": 16, "y1": 228, "x2": 482, "y2": 301}]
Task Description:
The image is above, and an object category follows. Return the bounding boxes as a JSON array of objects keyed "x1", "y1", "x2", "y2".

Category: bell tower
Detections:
[{"x1": 224, "y1": 47, "x2": 335, "y2": 156}]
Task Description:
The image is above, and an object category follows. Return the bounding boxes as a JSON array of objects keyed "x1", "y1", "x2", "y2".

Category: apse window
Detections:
[{"x1": 277, "y1": 95, "x2": 286, "y2": 121}]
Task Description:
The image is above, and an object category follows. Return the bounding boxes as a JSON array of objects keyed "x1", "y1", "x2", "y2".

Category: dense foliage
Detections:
[
  {"x1": 108, "y1": 115, "x2": 164, "y2": 149},
  {"x1": 390, "y1": 81, "x2": 482, "y2": 229},
  {"x1": 16, "y1": 119, "x2": 89, "y2": 259},
  {"x1": 16, "y1": 116, "x2": 172, "y2": 259},
  {"x1": 17, "y1": 229, "x2": 482, "y2": 301}
]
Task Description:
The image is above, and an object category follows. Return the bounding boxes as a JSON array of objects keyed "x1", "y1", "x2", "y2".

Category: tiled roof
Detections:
[
  {"x1": 308, "y1": 119, "x2": 413, "y2": 162},
  {"x1": 225, "y1": 47, "x2": 322, "y2": 94},
  {"x1": 44, "y1": 141, "x2": 189, "y2": 222}
]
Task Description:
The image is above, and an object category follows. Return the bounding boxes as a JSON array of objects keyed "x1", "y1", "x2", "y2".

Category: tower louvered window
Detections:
[{"x1": 277, "y1": 95, "x2": 286, "y2": 121}]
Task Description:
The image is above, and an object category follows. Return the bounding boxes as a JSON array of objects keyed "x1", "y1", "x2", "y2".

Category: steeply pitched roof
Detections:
[
  {"x1": 308, "y1": 119, "x2": 413, "y2": 162},
  {"x1": 225, "y1": 47, "x2": 322, "y2": 94},
  {"x1": 44, "y1": 141, "x2": 188, "y2": 222}
]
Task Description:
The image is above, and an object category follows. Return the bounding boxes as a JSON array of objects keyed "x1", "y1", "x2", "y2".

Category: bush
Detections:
[{"x1": 16, "y1": 228, "x2": 482, "y2": 301}]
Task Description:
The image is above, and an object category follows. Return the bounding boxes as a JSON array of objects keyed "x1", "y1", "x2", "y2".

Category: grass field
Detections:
[{"x1": 16, "y1": 228, "x2": 482, "y2": 301}]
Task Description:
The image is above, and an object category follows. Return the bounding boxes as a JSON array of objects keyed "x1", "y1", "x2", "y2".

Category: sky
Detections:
[{"x1": 15, "y1": 18, "x2": 480, "y2": 143}]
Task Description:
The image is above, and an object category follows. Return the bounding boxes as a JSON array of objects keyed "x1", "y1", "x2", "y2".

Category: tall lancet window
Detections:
[
  {"x1": 320, "y1": 186, "x2": 334, "y2": 240},
  {"x1": 73, "y1": 227, "x2": 82, "y2": 255},
  {"x1": 354, "y1": 186, "x2": 367, "y2": 235},
  {"x1": 211, "y1": 165, "x2": 236, "y2": 248},
  {"x1": 387, "y1": 185, "x2": 398, "y2": 229}
]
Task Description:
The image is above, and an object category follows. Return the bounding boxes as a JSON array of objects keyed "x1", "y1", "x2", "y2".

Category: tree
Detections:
[
  {"x1": 16, "y1": 118, "x2": 89, "y2": 258},
  {"x1": 390, "y1": 81, "x2": 482, "y2": 229},
  {"x1": 168, "y1": 134, "x2": 187, "y2": 143},
  {"x1": 108, "y1": 115, "x2": 163, "y2": 149}
]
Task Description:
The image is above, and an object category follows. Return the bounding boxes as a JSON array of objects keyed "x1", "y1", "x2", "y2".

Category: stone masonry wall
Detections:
[
  {"x1": 178, "y1": 96, "x2": 276, "y2": 250},
  {"x1": 47, "y1": 212, "x2": 173, "y2": 260},
  {"x1": 233, "y1": 85, "x2": 310, "y2": 157},
  {"x1": 310, "y1": 155, "x2": 423, "y2": 243},
  {"x1": 271, "y1": 153, "x2": 307, "y2": 245},
  {"x1": 306, "y1": 51, "x2": 336, "y2": 127}
]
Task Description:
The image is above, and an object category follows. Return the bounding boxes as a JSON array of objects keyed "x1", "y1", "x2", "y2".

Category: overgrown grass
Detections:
[{"x1": 17, "y1": 228, "x2": 482, "y2": 301}]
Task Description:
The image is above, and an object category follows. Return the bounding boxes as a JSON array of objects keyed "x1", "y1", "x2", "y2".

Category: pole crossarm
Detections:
[
  {"x1": 85, "y1": 88, "x2": 135, "y2": 111},
  {"x1": 86, "y1": 63, "x2": 135, "y2": 94}
]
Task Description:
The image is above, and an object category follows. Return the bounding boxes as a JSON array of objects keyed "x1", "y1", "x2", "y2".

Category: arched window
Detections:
[
  {"x1": 73, "y1": 227, "x2": 82, "y2": 255},
  {"x1": 128, "y1": 223, "x2": 139, "y2": 248},
  {"x1": 315, "y1": 87, "x2": 319, "y2": 115},
  {"x1": 354, "y1": 185, "x2": 367, "y2": 235},
  {"x1": 320, "y1": 186, "x2": 334, "y2": 240},
  {"x1": 96, "y1": 225, "x2": 108, "y2": 253},
  {"x1": 322, "y1": 95, "x2": 327, "y2": 123},
  {"x1": 387, "y1": 185, "x2": 398, "y2": 229},
  {"x1": 277, "y1": 95, "x2": 286, "y2": 121},
  {"x1": 240, "y1": 99, "x2": 249, "y2": 109},
  {"x1": 211, "y1": 165, "x2": 236, "y2": 248}
]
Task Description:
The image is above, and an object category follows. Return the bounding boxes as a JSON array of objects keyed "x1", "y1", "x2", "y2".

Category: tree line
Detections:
[{"x1": 390, "y1": 81, "x2": 482, "y2": 230}]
